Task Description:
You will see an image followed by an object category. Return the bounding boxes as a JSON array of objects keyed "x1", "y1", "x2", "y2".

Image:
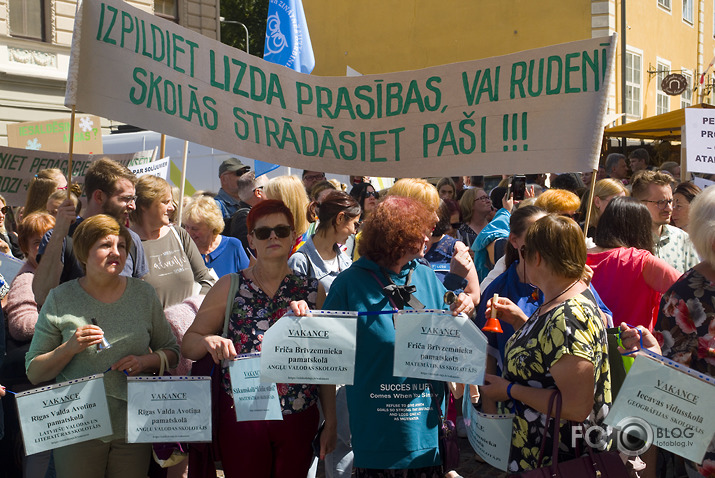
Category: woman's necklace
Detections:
[{"x1": 536, "y1": 279, "x2": 581, "y2": 316}]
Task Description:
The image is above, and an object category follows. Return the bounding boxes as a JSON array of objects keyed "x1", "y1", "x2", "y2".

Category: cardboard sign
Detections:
[
  {"x1": 605, "y1": 353, "x2": 715, "y2": 464},
  {"x1": 126, "y1": 376, "x2": 211, "y2": 443},
  {"x1": 229, "y1": 354, "x2": 282, "y2": 422},
  {"x1": 66, "y1": 0, "x2": 616, "y2": 176},
  {"x1": 685, "y1": 109, "x2": 715, "y2": 175},
  {"x1": 260, "y1": 311, "x2": 357, "y2": 385},
  {"x1": 0, "y1": 145, "x2": 155, "y2": 206},
  {"x1": 7, "y1": 115, "x2": 103, "y2": 154},
  {"x1": 16, "y1": 374, "x2": 112, "y2": 455},
  {"x1": 393, "y1": 310, "x2": 488, "y2": 384},
  {"x1": 462, "y1": 398, "x2": 513, "y2": 472}
]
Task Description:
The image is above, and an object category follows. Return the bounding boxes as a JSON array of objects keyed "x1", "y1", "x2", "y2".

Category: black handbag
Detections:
[
  {"x1": 427, "y1": 382, "x2": 460, "y2": 471},
  {"x1": 508, "y1": 391, "x2": 629, "y2": 478}
]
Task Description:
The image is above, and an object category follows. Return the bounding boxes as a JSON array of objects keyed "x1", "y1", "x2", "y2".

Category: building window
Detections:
[
  {"x1": 681, "y1": 71, "x2": 693, "y2": 108},
  {"x1": 625, "y1": 50, "x2": 642, "y2": 118},
  {"x1": 656, "y1": 61, "x2": 670, "y2": 115},
  {"x1": 683, "y1": 0, "x2": 694, "y2": 23},
  {"x1": 9, "y1": 0, "x2": 45, "y2": 41},
  {"x1": 155, "y1": 0, "x2": 178, "y2": 22},
  {"x1": 658, "y1": 0, "x2": 671, "y2": 10}
]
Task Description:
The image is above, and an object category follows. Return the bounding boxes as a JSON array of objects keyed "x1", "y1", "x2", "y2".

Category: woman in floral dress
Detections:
[{"x1": 183, "y1": 200, "x2": 336, "y2": 478}]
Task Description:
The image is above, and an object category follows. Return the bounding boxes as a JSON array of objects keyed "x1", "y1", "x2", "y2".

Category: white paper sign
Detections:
[
  {"x1": 462, "y1": 398, "x2": 513, "y2": 472},
  {"x1": 128, "y1": 156, "x2": 170, "y2": 179},
  {"x1": 393, "y1": 310, "x2": 488, "y2": 384},
  {"x1": 260, "y1": 311, "x2": 357, "y2": 385},
  {"x1": 126, "y1": 376, "x2": 211, "y2": 443},
  {"x1": 229, "y1": 354, "x2": 282, "y2": 422},
  {"x1": 604, "y1": 353, "x2": 715, "y2": 464},
  {"x1": 16, "y1": 374, "x2": 112, "y2": 455},
  {"x1": 685, "y1": 109, "x2": 715, "y2": 175},
  {"x1": 693, "y1": 176, "x2": 714, "y2": 190},
  {"x1": 66, "y1": 0, "x2": 617, "y2": 177}
]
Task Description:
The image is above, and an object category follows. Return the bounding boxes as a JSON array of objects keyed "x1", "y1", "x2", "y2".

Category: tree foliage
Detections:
[{"x1": 220, "y1": 0, "x2": 268, "y2": 57}]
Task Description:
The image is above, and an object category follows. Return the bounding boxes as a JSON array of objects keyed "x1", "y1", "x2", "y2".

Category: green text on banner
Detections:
[
  {"x1": 65, "y1": 0, "x2": 616, "y2": 177},
  {"x1": 16, "y1": 374, "x2": 113, "y2": 455},
  {"x1": 604, "y1": 353, "x2": 715, "y2": 464},
  {"x1": 260, "y1": 311, "x2": 358, "y2": 385},
  {"x1": 0, "y1": 145, "x2": 154, "y2": 206},
  {"x1": 126, "y1": 376, "x2": 211, "y2": 443},
  {"x1": 393, "y1": 310, "x2": 488, "y2": 384}
]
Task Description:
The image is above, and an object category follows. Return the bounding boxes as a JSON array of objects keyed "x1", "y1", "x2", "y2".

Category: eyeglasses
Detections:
[
  {"x1": 364, "y1": 191, "x2": 379, "y2": 199},
  {"x1": 474, "y1": 195, "x2": 491, "y2": 202},
  {"x1": 304, "y1": 173, "x2": 325, "y2": 182},
  {"x1": 253, "y1": 186, "x2": 264, "y2": 192},
  {"x1": 118, "y1": 195, "x2": 138, "y2": 204},
  {"x1": 0, "y1": 206, "x2": 8, "y2": 214},
  {"x1": 641, "y1": 198, "x2": 673, "y2": 210},
  {"x1": 251, "y1": 225, "x2": 292, "y2": 240}
]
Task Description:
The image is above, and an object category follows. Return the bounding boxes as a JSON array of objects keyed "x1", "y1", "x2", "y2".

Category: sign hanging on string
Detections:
[
  {"x1": 15, "y1": 374, "x2": 113, "y2": 455},
  {"x1": 126, "y1": 376, "x2": 211, "y2": 443}
]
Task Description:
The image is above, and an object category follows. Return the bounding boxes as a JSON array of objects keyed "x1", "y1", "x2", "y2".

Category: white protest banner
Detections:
[
  {"x1": 15, "y1": 374, "x2": 112, "y2": 455},
  {"x1": 229, "y1": 353, "x2": 282, "y2": 422},
  {"x1": 128, "y1": 157, "x2": 170, "y2": 179},
  {"x1": 604, "y1": 353, "x2": 715, "y2": 464},
  {"x1": 393, "y1": 310, "x2": 488, "y2": 384},
  {"x1": 66, "y1": 0, "x2": 616, "y2": 177},
  {"x1": 462, "y1": 398, "x2": 513, "y2": 472},
  {"x1": 126, "y1": 376, "x2": 211, "y2": 443},
  {"x1": 0, "y1": 145, "x2": 155, "y2": 206},
  {"x1": 260, "y1": 311, "x2": 357, "y2": 385},
  {"x1": 685, "y1": 109, "x2": 715, "y2": 175}
]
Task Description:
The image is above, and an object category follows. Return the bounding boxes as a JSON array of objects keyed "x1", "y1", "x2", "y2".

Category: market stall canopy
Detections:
[{"x1": 604, "y1": 103, "x2": 715, "y2": 141}]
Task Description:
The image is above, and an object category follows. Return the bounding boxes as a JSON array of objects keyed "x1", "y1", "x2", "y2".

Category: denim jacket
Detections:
[{"x1": 288, "y1": 235, "x2": 352, "y2": 293}]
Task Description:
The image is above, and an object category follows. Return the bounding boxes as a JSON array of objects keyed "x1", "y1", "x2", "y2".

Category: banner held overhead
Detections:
[{"x1": 66, "y1": 0, "x2": 616, "y2": 177}]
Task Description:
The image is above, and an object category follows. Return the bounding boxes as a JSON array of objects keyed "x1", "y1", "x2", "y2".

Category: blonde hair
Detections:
[
  {"x1": 688, "y1": 185, "x2": 715, "y2": 266},
  {"x1": 183, "y1": 195, "x2": 225, "y2": 236},
  {"x1": 459, "y1": 187, "x2": 487, "y2": 223},
  {"x1": 24, "y1": 169, "x2": 66, "y2": 217},
  {"x1": 130, "y1": 176, "x2": 171, "y2": 226},
  {"x1": 387, "y1": 178, "x2": 440, "y2": 213},
  {"x1": 582, "y1": 178, "x2": 629, "y2": 228},
  {"x1": 264, "y1": 175, "x2": 310, "y2": 236}
]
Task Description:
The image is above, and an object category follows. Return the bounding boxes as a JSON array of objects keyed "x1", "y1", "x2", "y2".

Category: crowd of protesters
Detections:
[{"x1": 0, "y1": 144, "x2": 712, "y2": 478}]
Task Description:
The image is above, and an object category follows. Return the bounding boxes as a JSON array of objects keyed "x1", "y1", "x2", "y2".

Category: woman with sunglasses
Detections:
[
  {"x1": 182, "y1": 200, "x2": 336, "y2": 478},
  {"x1": 349, "y1": 182, "x2": 379, "y2": 224}
]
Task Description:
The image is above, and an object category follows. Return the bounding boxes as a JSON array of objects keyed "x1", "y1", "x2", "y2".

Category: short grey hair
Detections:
[
  {"x1": 688, "y1": 185, "x2": 715, "y2": 266},
  {"x1": 605, "y1": 153, "x2": 625, "y2": 175},
  {"x1": 237, "y1": 172, "x2": 268, "y2": 202}
]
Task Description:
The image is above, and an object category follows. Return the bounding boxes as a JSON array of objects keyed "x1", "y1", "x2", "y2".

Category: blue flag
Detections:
[{"x1": 263, "y1": 0, "x2": 315, "y2": 74}]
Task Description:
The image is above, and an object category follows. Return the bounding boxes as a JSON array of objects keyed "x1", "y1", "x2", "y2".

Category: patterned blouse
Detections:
[
  {"x1": 655, "y1": 268, "x2": 715, "y2": 476},
  {"x1": 221, "y1": 271, "x2": 320, "y2": 415},
  {"x1": 503, "y1": 293, "x2": 612, "y2": 472}
]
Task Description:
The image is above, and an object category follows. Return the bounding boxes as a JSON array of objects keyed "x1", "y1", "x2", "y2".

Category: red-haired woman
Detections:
[
  {"x1": 182, "y1": 200, "x2": 336, "y2": 478},
  {"x1": 320, "y1": 196, "x2": 473, "y2": 477}
]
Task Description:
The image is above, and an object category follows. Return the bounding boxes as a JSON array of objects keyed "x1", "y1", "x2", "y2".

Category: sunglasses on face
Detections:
[
  {"x1": 364, "y1": 191, "x2": 379, "y2": 199},
  {"x1": 251, "y1": 225, "x2": 292, "y2": 240}
]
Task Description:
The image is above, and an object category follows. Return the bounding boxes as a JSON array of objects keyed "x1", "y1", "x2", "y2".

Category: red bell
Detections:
[{"x1": 482, "y1": 293, "x2": 504, "y2": 333}]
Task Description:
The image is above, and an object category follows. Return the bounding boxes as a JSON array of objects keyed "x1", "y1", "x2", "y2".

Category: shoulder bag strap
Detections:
[
  {"x1": 222, "y1": 272, "x2": 241, "y2": 337},
  {"x1": 156, "y1": 349, "x2": 169, "y2": 376},
  {"x1": 536, "y1": 389, "x2": 562, "y2": 468}
]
